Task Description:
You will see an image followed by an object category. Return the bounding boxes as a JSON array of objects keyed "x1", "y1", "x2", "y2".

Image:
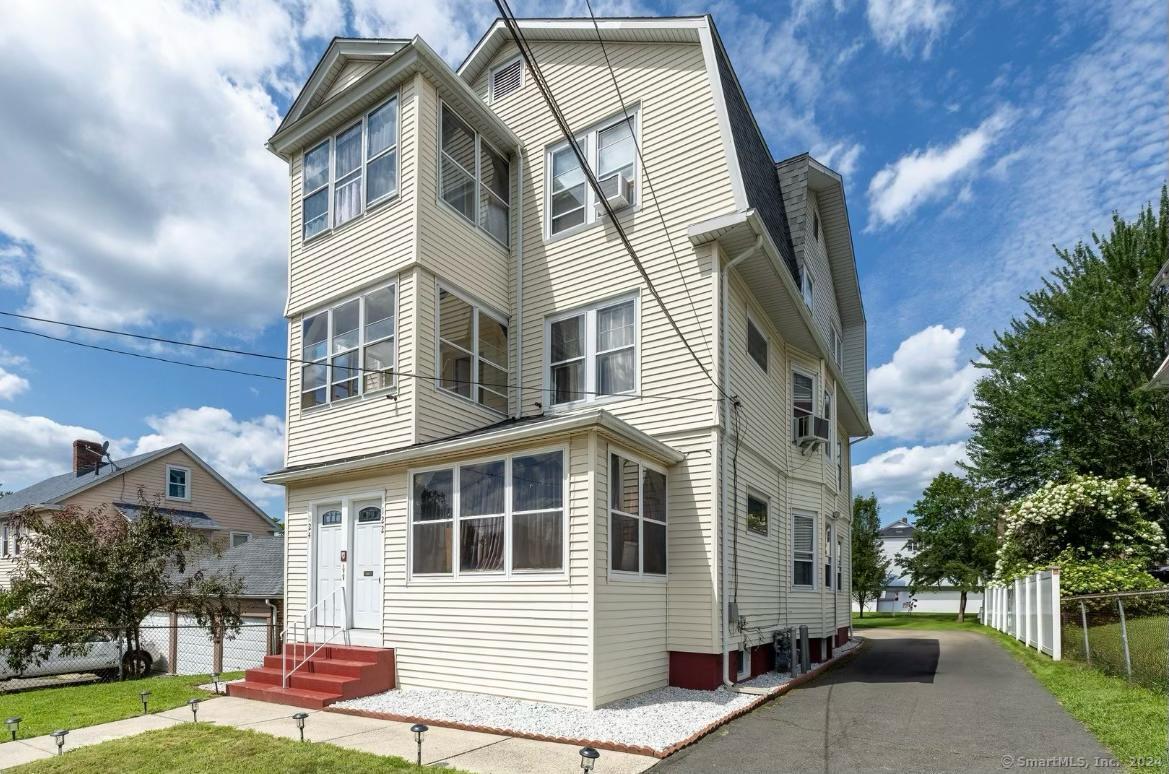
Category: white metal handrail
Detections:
[{"x1": 281, "y1": 586, "x2": 350, "y2": 688}]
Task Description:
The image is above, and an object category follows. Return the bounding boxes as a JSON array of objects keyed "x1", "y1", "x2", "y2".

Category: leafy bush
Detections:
[
  {"x1": 1054, "y1": 555, "x2": 1163, "y2": 595},
  {"x1": 996, "y1": 474, "x2": 1167, "y2": 581}
]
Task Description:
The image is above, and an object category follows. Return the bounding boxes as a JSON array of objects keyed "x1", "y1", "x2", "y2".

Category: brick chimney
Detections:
[{"x1": 72, "y1": 439, "x2": 105, "y2": 476}]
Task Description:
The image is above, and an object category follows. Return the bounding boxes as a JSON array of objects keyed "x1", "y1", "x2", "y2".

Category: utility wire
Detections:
[
  {"x1": 492, "y1": 0, "x2": 730, "y2": 403},
  {"x1": 583, "y1": 0, "x2": 713, "y2": 360},
  {"x1": 0, "y1": 310, "x2": 716, "y2": 405}
]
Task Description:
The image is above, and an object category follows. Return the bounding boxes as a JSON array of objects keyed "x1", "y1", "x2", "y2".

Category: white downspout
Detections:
[
  {"x1": 513, "y1": 149, "x2": 524, "y2": 420},
  {"x1": 719, "y1": 234, "x2": 762, "y2": 690}
]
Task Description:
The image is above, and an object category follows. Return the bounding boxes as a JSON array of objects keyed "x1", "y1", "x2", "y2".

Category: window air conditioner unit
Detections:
[
  {"x1": 596, "y1": 173, "x2": 632, "y2": 212},
  {"x1": 793, "y1": 414, "x2": 830, "y2": 450}
]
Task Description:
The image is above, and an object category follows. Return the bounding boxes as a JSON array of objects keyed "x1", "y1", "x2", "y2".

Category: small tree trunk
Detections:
[{"x1": 957, "y1": 591, "x2": 967, "y2": 623}]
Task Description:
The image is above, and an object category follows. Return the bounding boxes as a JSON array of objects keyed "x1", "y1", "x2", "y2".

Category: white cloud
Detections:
[
  {"x1": 0, "y1": 368, "x2": 29, "y2": 401},
  {"x1": 133, "y1": 407, "x2": 285, "y2": 507},
  {"x1": 852, "y1": 442, "x2": 967, "y2": 506},
  {"x1": 865, "y1": 0, "x2": 954, "y2": 57},
  {"x1": 868, "y1": 325, "x2": 978, "y2": 442},
  {"x1": 0, "y1": 405, "x2": 283, "y2": 509},
  {"x1": 866, "y1": 107, "x2": 1014, "y2": 228},
  {"x1": 813, "y1": 141, "x2": 864, "y2": 179}
]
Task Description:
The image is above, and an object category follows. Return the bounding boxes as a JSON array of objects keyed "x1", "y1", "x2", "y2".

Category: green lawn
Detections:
[
  {"x1": 1061, "y1": 616, "x2": 1168, "y2": 692},
  {"x1": 0, "y1": 672, "x2": 240, "y2": 742},
  {"x1": 853, "y1": 613, "x2": 1169, "y2": 768},
  {"x1": 9, "y1": 724, "x2": 460, "y2": 773}
]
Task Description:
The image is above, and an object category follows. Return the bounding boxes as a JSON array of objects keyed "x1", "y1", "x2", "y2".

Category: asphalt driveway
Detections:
[{"x1": 655, "y1": 628, "x2": 1113, "y2": 773}]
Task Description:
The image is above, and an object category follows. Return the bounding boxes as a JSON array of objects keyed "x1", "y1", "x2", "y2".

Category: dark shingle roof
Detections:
[
  {"x1": 879, "y1": 517, "x2": 914, "y2": 538},
  {"x1": 114, "y1": 502, "x2": 222, "y2": 531},
  {"x1": 180, "y1": 536, "x2": 284, "y2": 598},
  {"x1": 0, "y1": 448, "x2": 174, "y2": 515}
]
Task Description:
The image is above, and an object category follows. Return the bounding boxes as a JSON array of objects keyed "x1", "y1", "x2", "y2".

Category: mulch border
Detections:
[{"x1": 324, "y1": 638, "x2": 866, "y2": 760}]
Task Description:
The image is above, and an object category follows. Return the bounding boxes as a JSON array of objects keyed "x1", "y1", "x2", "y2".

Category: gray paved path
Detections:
[{"x1": 656, "y1": 628, "x2": 1114, "y2": 773}]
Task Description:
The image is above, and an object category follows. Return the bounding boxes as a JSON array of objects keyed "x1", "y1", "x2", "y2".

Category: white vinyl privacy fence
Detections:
[{"x1": 982, "y1": 568, "x2": 1061, "y2": 660}]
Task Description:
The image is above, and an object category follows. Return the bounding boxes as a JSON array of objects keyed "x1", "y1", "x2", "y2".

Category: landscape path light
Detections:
[
  {"x1": 292, "y1": 712, "x2": 308, "y2": 742},
  {"x1": 211, "y1": 673, "x2": 221, "y2": 695},
  {"x1": 410, "y1": 723, "x2": 428, "y2": 767},
  {"x1": 139, "y1": 690, "x2": 151, "y2": 714},
  {"x1": 579, "y1": 746, "x2": 600, "y2": 772},
  {"x1": 5, "y1": 716, "x2": 20, "y2": 742},
  {"x1": 188, "y1": 698, "x2": 201, "y2": 723},
  {"x1": 50, "y1": 729, "x2": 67, "y2": 756}
]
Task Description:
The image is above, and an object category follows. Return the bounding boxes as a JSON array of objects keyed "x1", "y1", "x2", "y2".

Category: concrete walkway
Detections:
[
  {"x1": 655, "y1": 628, "x2": 1114, "y2": 773},
  {"x1": 0, "y1": 695, "x2": 658, "y2": 773}
]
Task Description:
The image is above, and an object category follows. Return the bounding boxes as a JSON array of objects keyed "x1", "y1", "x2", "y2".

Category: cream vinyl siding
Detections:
[
  {"x1": 413, "y1": 266, "x2": 509, "y2": 444},
  {"x1": 287, "y1": 79, "x2": 418, "y2": 315},
  {"x1": 802, "y1": 192, "x2": 844, "y2": 353},
  {"x1": 478, "y1": 40, "x2": 731, "y2": 437},
  {"x1": 286, "y1": 271, "x2": 418, "y2": 468},
  {"x1": 285, "y1": 432, "x2": 594, "y2": 707},
  {"x1": 322, "y1": 60, "x2": 382, "y2": 102},
  {"x1": 64, "y1": 449, "x2": 274, "y2": 541},
  {"x1": 661, "y1": 430, "x2": 717, "y2": 653},
  {"x1": 415, "y1": 78, "x2": 511, "y2": 313}
]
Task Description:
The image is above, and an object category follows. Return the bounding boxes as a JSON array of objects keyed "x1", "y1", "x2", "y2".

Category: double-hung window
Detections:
[
  {"x1": 1, "y1": 520, "x2": 9, "y2": 557},
  {"x1": 301, "y1": 284, "x2": 395, "y2": 409},
  {"x1": 747, "y1": 493, "x2": 768, "y2": 536},
  {"x1": 747, "y1": 318, "x2": 768, "y2": 372},
  {"x1": 836, "y1": 531, "x2": 844, "y2": 592},
  {"x1": 410, "y1": 450, "x2": 564, "y2": 578},
  {"x1": 824, "y1": 522, "x2": 834, "y2": 589},
  {"x1": 166, "y1": 465, "x2": 190, "y2": 501},
  {"x1": 547, "y1": 111, "x2": 638, "y2": 238},
  {"x1": 823, "y1": 389, "x2": 833, "y2": 459},
  {"x1": 801, "y1": 264, "x2": 815, "y2": 311},
  {"x1": 437, "y1": 286, "x2": 508, "y2": 413},
  {"x1": 548, "y1": 296, "x2": 637, "y2": 406},
  {"x1": 792, "y1": 370, "x2": 815, "y2": 442},
  {"x1": 829, "y1": 325, "x2": 843, "y2": 368},
  {"x1": 609, "y1": 452, "x2": 667, "y2": 576},
  {"x1": 439, "y1": 103, "x2": 511, "y2": 246},
  {"x1": 793, "y1": 510, "x2": 815, "y2": 587},
  {"x1": 300, "y1": 95, "x2": 399, "y2": 240}
]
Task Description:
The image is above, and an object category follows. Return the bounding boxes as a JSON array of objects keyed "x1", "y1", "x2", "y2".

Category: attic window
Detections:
[
  {"x1": 490, "y1": 57, "x2": 523, "y2": 102},
  {"x1": 812, "y1": 212, "x2": 821, "y2": 243}
]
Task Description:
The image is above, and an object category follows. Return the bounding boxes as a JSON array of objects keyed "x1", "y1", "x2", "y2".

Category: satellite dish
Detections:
[{"x1": 100, "y1": 441, "x2": 110, "y2": 454}]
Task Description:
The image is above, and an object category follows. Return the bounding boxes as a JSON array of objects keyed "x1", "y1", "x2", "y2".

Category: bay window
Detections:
[
  {"x1": 301, "y1": 284, "x2": 395, "y2": 409},
  {"x1": 547, "y1": 111, "x2": 638, "y2": 238},
  {"x1": 439, "y1": 102, "x2": 511, "y2": 246},
  {"x1": 410, "y1": 450, "x2": 564, "y2": 578},
  {"x1": 300, "y1": 95, "x2": 399, "y2": 240},
  {"x1": 548, "y1": 296, "x2": 637, "y2": 407},
  {"x1": 609, "y1": 452, "x2": 667, "y2": 576},
  {"x1": 437, "y1": 286, "x2": 508, "y2": 413},
  {"x1": 793, "y1": 510, "x2": 815, "y2": 588}
]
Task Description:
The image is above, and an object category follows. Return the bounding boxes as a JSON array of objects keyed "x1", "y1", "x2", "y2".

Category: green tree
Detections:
[
  {"x1": 900, "y1": 473, "x2": 998, "y2": 622},
  {"x1": 966, "y1": 189, "x2": 1169, "y2": 532},
  {"x1": 851, "y1": 494, "x2": 890, "y2": 617},
  {"x1": 3, "y1": 492, "x2": 243, "y2": 677}
]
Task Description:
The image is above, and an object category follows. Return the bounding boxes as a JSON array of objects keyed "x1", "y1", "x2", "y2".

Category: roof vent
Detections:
[{"x1": 490, "y1": 58, "x2": 523, "y2": 102}]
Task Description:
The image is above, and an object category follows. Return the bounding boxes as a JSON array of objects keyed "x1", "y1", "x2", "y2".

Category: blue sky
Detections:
[{"x1": 0, "y1": 0, "x2": 1164, "y2": 521}]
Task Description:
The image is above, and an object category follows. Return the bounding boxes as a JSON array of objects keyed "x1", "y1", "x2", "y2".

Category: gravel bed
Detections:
[{"x1": 335, "y1": 638, "x2": 860, "y2": 752}]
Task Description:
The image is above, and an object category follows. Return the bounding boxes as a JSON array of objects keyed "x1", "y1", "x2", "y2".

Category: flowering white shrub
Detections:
[{"x1": 994, "y1": 474, "x2": 1167, "y2": 581}]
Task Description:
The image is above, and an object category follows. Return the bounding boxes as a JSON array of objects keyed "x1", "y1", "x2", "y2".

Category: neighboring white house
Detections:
[
  {"x1": 853, "y1": 517, "x2": 979, "y2": 614},
  {"x1": 245, "y1": 14, "x2": 871, "y2": 711}
]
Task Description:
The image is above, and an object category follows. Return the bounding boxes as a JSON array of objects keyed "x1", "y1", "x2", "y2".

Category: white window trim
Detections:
[
  {"x1": 488, "y1": 55, "x2": 524, "y2": 103},
  {"x1": 543, "y1": 107, "x2": 641, "y2": 242},
  {"x1": 791, "y1": 366, "x2": 817, "y2": 444},
  {"x1": 737, "y1": 645, "x2": 751, "y2": 680},
  {"x1": 746, "y1": 489, "x2": 769, "y2": 537},
  {"x1": 836, "y1": 528, "x2": 844, "y2": 594},
  {"x1": 434, "y1": 281, "x2": 509, "y2": 415},
  {"x1": 437, "y1": 99, "x2": 511, "y2": 248},
  {"x1": 166, "y1": 464, "x2": 192, "y2": 502},
  {"x1": 229, "y1": 531, "x2": 252, "y2": 548},
  {"x1": 830, "y1": 324, "x2": 843, "y2": 368},
  {"x1": 800, "y1": 263, "x2": 815, "y2": 312},
  {"x1": 301, "y1": 92, "x2": 402, "y2": 243},
  {"x1": 544, "y1": 292, "x2": 640, "y2": 411},
  {"x1": 792, "y1": 508, "x2": 817, "y2": 591},
  {"x1": 824, "y1": 519, "x2": 835, "y2": 591},
  {"x1": 607, "y1": 448, "x2": 668, "y2": 581},
  {"x1": 1, "y1": 520, "x2": 9, "y2": 558},
  {"x1": 300, "y1": 281, "x2": 398, "y2": 412},
  {"x1": 406, "y1": 444, "x2": 569, "y2": 583},
  {"x1": 746, "y1": 314, "x2": 769, "y2": 373}
]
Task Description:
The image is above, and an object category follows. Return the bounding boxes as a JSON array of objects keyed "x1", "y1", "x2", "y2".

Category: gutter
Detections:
[
  {"x1": 719, "y1": 235, "x2": 762, "y2": 691},
  {"x1": 262, "y1": 410, "x2": 684, "y2": 485}
]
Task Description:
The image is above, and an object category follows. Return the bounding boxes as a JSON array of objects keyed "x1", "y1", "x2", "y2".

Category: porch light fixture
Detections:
[
  {"x1": 50, "y1": 729, "x2": 68, "y2": 756},
  {"x1": 5, "y1": 716, "x2": 20, "y2": 742},
  {"x1": 292, "y1": 712, "x2": 309, "y2": 742},
  {"x1": 188, "y1": 698, "x2": 201, "y2": 723},
  {"x1": 579, "y1": 746, "x2": 600, "y2": 772},
  {"x1": 139, "y1": 691, "x2": 151, "y2": 714},
  {"x1": 410, "y1": 723, "x2": 428, "y2": 766}
]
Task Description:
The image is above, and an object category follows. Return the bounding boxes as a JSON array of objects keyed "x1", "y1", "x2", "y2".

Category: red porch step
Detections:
[{"x1": 228, "y1": 643, "x2": 395, "y2": 708}]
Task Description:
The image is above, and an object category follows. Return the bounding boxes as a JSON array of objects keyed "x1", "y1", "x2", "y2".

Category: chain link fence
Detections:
[
  {"x1": 1060, "y1": 589, "x2": 1169, "y2": 692},
  {"x1": 0, "y1": 619, "x2": 275, "y2": 694}
]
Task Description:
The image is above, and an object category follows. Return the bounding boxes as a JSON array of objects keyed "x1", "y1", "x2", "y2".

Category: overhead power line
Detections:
[
  {"x1": 0, "y1": 310, "x2": 716, "y2": 405},
  {"x1": 492, "y1": 0, "x2": 730, "y2": 403}
]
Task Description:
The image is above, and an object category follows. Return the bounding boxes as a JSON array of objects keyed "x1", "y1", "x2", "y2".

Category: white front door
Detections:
[
  {"x1": 314, "y1": 506, "x2": 345, "y2": 628},
  {"x1": 351, "y1": 501, "x2": 383, "y2": 630}
]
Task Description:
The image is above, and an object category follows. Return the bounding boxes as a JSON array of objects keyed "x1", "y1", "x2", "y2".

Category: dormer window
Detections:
[{"x1": 301, "y1": 95, "x2": 400, "y2": 241}]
